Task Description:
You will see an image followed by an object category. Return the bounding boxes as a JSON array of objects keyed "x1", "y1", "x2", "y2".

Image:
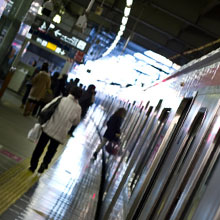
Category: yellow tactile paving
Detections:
[{"x1": 0, "y1": 143, "x2": 66, "y2": 215}]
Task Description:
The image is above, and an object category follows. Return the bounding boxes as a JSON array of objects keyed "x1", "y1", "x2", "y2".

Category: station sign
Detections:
[
  {"x1": 53, "y1": 29, "x2": 87, "y2": 51},
  {"x1": 35, "y1": 37, "x2": 66, "y2": 56},
  {"x1": 33, "y1": 16, "x2": 88, "y2": 52}
]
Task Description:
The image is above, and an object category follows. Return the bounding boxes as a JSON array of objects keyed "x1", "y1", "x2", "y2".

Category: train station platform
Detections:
[{"x1": 0, "y1": 90, "x2": 107, "y2": 219}]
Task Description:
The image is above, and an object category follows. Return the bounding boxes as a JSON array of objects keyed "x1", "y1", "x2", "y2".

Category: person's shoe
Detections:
[
  {"x1": 28, "y1": 167, "x2": 35, "y2": 173},
  {"x1": 38, "y1": 163, "x2": 47, "y2": 174}
]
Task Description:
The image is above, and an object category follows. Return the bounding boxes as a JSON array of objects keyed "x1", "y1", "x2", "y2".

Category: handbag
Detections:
[
  {"x1": 105, "y1": 141, "x2": 120, "y2": 156},
  {"x1": 27, "y1": 123, "x2": 42, "y2": 142},
  {"x1": 38, "y1": 97, "x2": 62, "y2": 124}
]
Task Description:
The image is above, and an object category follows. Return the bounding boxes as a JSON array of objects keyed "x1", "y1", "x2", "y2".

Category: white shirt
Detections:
[{"x1": 42, "y1": 95, "x2": 81, "y2": 144}]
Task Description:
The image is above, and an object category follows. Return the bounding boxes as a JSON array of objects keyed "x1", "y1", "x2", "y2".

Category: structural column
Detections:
[{"x1": 0, "y1": 0, "x2": 34, "y2": 68}]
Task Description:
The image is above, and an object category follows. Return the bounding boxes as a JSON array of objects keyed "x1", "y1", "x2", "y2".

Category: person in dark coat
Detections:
[
  {"x1": 51, "y1": 72, "x2": 60, "y2": 97},
  {"x1": 79, "y1": 84, "x2": 96, "y2": 119},
  {"x1": 92, "y1": 107, "x2": 127, "y2": 160},
  {"x1": 68, "y1": 84, "x2": 95, "y2": 136},
  {"x1": 53, "y1": 74, "x2": 68, "y2": 97}
]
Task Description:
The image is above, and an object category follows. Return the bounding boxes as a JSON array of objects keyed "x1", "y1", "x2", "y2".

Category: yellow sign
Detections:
[{"x1": 46, "y1": 42, "x2": 57, "y2": 51}]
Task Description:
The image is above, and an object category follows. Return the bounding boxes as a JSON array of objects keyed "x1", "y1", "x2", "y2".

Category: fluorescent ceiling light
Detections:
[
  {"x1": 53, "y1": 14, "x2": 61, "y2": 24},
  {"x1": 122, "y1": 16, "x2": 128, "y2": 25},
  {"x1": 124, "y1": 7, "x2": 131, "y2": 17},
  {"x1": 115, "y1": 35, "x2": 121, "y2": 42},
  {"x1": 144, "y1": 50, "x2": 173, "y2": 67},
  {"x1": 120, "y1": 25, "x2": 125, "y2": 32},
  {"x1": 126, "y1": 0, "x2": 133, "y2": 7},
  {"x1": 118, "y1": 30, "x2": 123, "y2": 36}
]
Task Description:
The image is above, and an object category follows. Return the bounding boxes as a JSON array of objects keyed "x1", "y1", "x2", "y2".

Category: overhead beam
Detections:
[
  {"x1": 101, "y1": 15, "x2": 190, "y2": 62},
  {"x1": 102, "y1": 4, "x2": 204, "y2": 53}
]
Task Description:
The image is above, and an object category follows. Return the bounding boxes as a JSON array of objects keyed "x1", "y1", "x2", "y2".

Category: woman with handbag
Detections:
[
  {"x1": 29, "y1": 87, "x2": 82, "y2": 173},
  {"x1": 92, "y1": 107, "x2": 127, "y2": 160}
]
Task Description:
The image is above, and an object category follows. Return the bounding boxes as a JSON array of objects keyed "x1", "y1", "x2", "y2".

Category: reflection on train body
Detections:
[{"x1": 96, "y1": 48, "x2": 220, "y2": 220}]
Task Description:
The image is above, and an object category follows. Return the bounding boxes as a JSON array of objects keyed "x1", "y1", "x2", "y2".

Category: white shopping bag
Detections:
[{"x1": 27, "y1": 123, "x2": 42, "y2": 142}]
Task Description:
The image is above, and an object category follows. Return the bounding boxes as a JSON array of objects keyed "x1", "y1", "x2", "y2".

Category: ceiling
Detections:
[{"x1": 53, "y1": 0, "x2": 220, "y2": 66}]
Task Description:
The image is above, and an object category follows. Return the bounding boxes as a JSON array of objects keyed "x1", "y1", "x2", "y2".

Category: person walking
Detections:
[
  {"x1": 68, "y1": 84, "x2": 95, "y2": 136},
  {"x1": 23, "y1": 63, "x2": 51, "y2": 116},
  {"x1": 79, "y1": 84, "x2": 96, "y2": 119},
  {"x1": 92, "y1": 107, "x2": 127, "y2": 160},
  {"x1": 29, "y1": 87, "x2": 82, "y2": 173}
]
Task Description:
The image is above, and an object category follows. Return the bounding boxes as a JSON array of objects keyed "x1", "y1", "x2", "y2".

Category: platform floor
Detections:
[{"x1": 0, "y1": 90, "x2": 103, "y2": 220}]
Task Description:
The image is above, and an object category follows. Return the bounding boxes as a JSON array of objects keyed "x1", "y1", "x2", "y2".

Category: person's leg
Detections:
[
  {"x1": 38, "y1": 137, "x2": 60, "y2": 173},
  {"x1": 93, "y1": 138, "x2": 108, "y2": 160},
  {"x1": 32, "y1": 101, "x2": 39, "y2": 116},
  {"x1": 21, "y1": 84, "x2": 31, "y2": 107},
  {"x1": 23, "y1": 100, "x2": 32, "y2": 116},
  {"x1": 30, "y1": 132, "x2": 50, "y2": 172},
  {"x1": 29, "y1": 102, "x2": 37, "y2": 116}
]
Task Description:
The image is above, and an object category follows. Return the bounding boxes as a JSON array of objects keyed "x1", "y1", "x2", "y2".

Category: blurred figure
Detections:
[
  {"x1": 92, "y1": 108, "x2": 127, "y2": 160},
  {"x1": 0, "y1": 46, "x2": 16, "y2": 80},
  {"x1": 68, "y1": 84, "x2": 95, "y2": 136},
  {"x1": 51, "y1": 72, "x2": 60, "y2": 97},
  {"x1": 67, "y1": 78, "x2": 80, "y2": 94},
  {"x1": 29, "y1": 86, "x2": 82, "y2": 173},
  {"x1": 23, "y1": 63, "x2": 51, "y2": 116},
  {"x1": 79, "y1": 84, "x2": 96, "y2": 119},
  {"x1": 21, "y1": 61, "x2": 38, "y2": 108},
  {"x1": 54, "y1": 74, "x2": 68, "y2": 97},
  {"x1": 79, "y1": 83, "x2": 83, "y2": 90}
]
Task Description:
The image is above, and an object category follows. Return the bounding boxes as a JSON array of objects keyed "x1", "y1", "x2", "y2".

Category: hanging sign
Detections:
[
  {"x1": 33, "y1": 16, "x2": 88, "y2": 51},
  {"x1": 53, "y1": 29, "x2": 87, "y2": 51}
]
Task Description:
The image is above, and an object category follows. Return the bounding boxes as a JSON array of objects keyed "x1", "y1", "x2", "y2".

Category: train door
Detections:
[
  {"x1": 103, "y1": 103, "x2": 153, "y2": 200},
  {"x1": 153, "y1": 107, "x2": 207, "y2": 219},
  {"x1": 126, "y1": 97, "x2": 194, "y2": 219},
  {"x1": 170, "y1": 103, "x2": 220, "y2": 220},
  {"x1": 101, "y1": 100, "x2": 163, "y2": 219},
  {"x1": 135, "y1": 97, "x2": 220, "y2": 220},
  {"x1": 128, "y1": 107, "x2": 171, "y2": 195}
]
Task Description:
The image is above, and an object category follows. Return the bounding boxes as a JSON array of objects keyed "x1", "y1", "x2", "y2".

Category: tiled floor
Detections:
[{"x1": 0, "y1": 90, "x2": 103, "y2": 220}]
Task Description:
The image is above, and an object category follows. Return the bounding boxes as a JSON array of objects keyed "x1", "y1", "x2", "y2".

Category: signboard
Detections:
[
  {"x1": 53, "y1": 29, "x2": 87, "y2": 51},
  {"x1": 34, "y1": 37, "x2": 66, "y2": 55},
  {"x1": 33, "y1": 16, "x2": 88, "y2": 52}
]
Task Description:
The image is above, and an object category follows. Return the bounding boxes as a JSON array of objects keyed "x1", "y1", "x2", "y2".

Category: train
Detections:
[{"x1": 93, "y1": 47, "x2": 220, "y2": 220}]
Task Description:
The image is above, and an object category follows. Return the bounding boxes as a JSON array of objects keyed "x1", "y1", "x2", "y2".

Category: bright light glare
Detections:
[
  {"x1": 144, "y1": 50, "x2": 173, "y2": 67},
  {"x1": 126, "y1": 0, "x2": 133, "y2": 6},
  {"x1": 120, "y1": 25, "x2": 126, "y2": 32},
  {"x1": 115, "y1": 35, "x2": 121, "y2": 42},
  {"x1": 124, "y1": 7, "x2": 131, "y2": 17},
  {"x1": 173, "y1": 63, "x2": 181, "y2": 70},
  {"x1": 38, "y1": 6, "x2": 43, "y2": 15},
  {"x1": 122, "y1": 16, "x2": 128, "y2": 25},
  {"x1": 53, "y1": 14, "x2": 61, "y2": 24},
  {"x1": 118, "y1": 30, "x2": 123, "y2": 36}
]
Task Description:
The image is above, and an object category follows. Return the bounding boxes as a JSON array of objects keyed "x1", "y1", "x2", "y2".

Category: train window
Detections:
[
  {"x1": 182, "y1": 128, "x2": 220, "y2": 219},
  {"x1": 151, "y1": 108, "x2": 207, "y2": 219},
  {"x1": 129, "y1": 108, "x2": 171, "y2": 194},
  {"x1": 130, "y1": 97, "x2": 194, "y2": 220}
]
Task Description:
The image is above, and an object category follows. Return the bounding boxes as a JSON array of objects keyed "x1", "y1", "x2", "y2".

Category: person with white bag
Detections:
[{"x1": 29, "y1": 87, "x2": 82, "y2": 174}]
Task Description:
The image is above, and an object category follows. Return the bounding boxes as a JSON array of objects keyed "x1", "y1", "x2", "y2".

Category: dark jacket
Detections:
[
  {"x1": 104, "y1": 115, "x2": 123, "y2": 142},
  {"x1": 79, "y1": 92, "x2": 94, "y2": 118}
]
